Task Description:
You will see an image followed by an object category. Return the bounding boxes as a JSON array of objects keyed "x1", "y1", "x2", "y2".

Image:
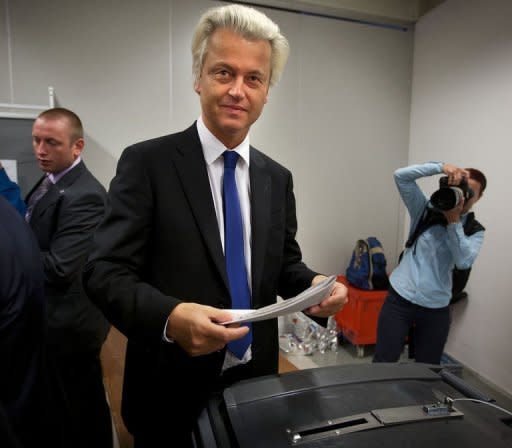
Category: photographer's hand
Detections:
[
  {"x1": 443, "y1": 199, "x2": 464, "y2": 223},
  {"x1": 442, "y1": 163, "x2": 469, "y2": 185}
]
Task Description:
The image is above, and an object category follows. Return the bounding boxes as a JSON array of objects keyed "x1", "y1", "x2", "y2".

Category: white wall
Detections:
[
  {"x1": 170, "y1": 0, "x2": 413, "y2": 274},
  {"x1": 410, "y1": 0, "x2": 512, "y2": 394},
  {"x1": 1, "y1": 0, "x2": 413, "y2": 276},
  {"x1": 2, "y1": 0, "x2": 510, "y2": 397},
  {"x1": 0, "y1": 3, "x2": 10, "y2": 101},
  {"x1": 3, "y1": 0, "x2": 172, "y2": 186}
]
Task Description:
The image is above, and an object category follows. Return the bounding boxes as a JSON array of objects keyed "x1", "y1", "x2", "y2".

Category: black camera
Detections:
[{"x1": 430, "y1": 176, "x2": 474, "y2": 211}]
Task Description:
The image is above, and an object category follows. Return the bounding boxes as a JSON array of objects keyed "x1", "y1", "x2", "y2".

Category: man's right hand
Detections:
[
  {"x1": 442, "y1": 163, "x2": 469, "y2": 185},
  {"x1": 166, "y1": 302, "x2": 249, "y2": 356}
]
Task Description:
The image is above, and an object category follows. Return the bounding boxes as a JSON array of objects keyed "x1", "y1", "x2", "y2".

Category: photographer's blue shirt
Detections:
[{"x1": 390, "y1": 162, "x2": 484, "y2": 308}]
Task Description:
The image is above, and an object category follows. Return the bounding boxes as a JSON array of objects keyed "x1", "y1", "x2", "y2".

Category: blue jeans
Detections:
[{"x1": 373, "y1": 288, "x2": 451, "y2": 364}]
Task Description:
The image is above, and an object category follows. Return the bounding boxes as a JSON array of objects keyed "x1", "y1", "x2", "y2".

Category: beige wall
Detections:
[
  {"x1": 2, "y1": 0, "x2": 509, "y2": 397},
  {"x1": 171, "y1": 0, "x2": 413, "y2": 273},
  {"x1": 410, "y1": 0, "x2": 512, "y2": 394},
  {"x1": 3, "y1": 0, "x2": 172, "y2": 186},
  {"x1": 1, "y1": 0, "x2": 413, "y2": 276}
]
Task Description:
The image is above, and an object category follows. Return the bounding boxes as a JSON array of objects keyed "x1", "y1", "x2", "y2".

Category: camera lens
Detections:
[{"x1": 430, "y1": 187, "x2": 463, "y2": 210}]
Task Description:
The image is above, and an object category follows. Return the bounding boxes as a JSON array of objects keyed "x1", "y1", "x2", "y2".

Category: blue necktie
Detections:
[{"x1": 223, "y1": 151, "x2": 252, "y2": 359}]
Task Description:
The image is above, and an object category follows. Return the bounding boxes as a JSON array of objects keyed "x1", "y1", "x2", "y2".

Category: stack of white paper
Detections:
[{"x1": 221, "y1": 275, "x2": 336, "y2": 324}]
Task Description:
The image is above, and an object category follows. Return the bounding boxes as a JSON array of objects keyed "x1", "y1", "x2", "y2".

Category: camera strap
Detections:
[
  {"x1": 401, "y1": 208, "x2": 485, "y2": 300},
  {"x1": 405, "y1": 206, "x2": 446, "y2": 250},
  {"x1": 406, "y1": 208, "x2": 485, "y2": 251}
]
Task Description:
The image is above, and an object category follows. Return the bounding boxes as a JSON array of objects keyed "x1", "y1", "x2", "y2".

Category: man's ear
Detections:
[
  {"x1": 72, "y1": 138, "x2": 85, "y2": 159},
  {"x1": 194, "y1": 80, "x2": 201, "y2": 95}
]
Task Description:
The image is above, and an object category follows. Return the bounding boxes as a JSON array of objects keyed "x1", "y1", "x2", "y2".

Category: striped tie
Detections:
[{"x1": 25, "y1": 175, "x2": 52, "y2": 222}]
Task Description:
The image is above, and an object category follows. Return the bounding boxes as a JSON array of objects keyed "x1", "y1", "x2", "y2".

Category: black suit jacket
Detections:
[
  {"x1": 0, "y1": 196, "x2": 45, "y2": 447},
  {"x1": 83, "y1": 124, "x2": 317, "y2": 436},
  {"x1": 27, "y1": 161, "x2": 109, "y2": 355}
]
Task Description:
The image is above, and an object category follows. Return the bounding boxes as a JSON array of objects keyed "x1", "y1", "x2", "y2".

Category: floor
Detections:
[
  {"x1": 100, "y1": 327, "x2": 132, "y2": 448},
  {"x1": 101, "y1": 327, "x2": 512, "y2": 448},
  {"x1": 100, "y1": 327, "x2": 307, "y2": 448}
]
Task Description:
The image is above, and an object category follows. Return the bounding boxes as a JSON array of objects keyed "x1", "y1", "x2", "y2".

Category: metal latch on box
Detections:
[{"x1": 287, "y1": 401, "x2": 463, "y2": 445}]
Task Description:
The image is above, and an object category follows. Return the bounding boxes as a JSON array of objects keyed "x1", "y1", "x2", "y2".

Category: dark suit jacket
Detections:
[
  {"x1": 27, "y1": 161, "x2": 110, "y2": 355},
  {"x1": 83, "y1": 124, "x2": 317, "y2": 436},
  {"x1": 0, "y1": 196, "x2": 45, "y2": 447}
]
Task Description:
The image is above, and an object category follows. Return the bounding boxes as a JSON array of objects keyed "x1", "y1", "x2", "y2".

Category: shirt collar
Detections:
[
  {"x1": 196, "y1": 116, "x2": 250, "y2": 167},
  {"x1": 48, "y1": 156, "x2": 81, "y2": 184}
]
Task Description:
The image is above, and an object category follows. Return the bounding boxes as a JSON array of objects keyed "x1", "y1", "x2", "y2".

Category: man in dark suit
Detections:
[
  {"x1": 27, "y1": 108, "x2": 112, "y2": 447},
  {"x1": 0, "y1": 195, "x2": 45, "y2": 448},
  {"x1": 83, "y1": 4, "x2": 347, "y2": 447}
]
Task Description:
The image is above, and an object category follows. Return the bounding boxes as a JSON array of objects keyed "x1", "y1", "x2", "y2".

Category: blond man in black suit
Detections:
[{"x1": 84, "y1": 5, "x2": 347, "y2": 447}]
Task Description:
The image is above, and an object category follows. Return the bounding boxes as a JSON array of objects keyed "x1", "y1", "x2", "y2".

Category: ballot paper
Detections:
[{"x1": 221, "y1": 275, "x2": 336, "y2": 325}]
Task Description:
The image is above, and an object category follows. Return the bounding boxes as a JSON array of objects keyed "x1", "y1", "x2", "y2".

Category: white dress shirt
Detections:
[{"x1": 197, "y1": 116, "x2": 253, "y2": 367}]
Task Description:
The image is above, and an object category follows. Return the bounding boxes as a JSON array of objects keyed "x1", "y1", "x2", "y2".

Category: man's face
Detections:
[
  {"x1": 32, "y1": 117, "x2": 83, "y2": 174},
  {"x1": 194, "y1": 28, "x2": 271, "y2": 148},
  {"x1": 462, "y1": 178, "x2": 483, "y2": 213}
]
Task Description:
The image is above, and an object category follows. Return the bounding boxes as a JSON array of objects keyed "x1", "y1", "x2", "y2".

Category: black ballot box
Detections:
[{"x1": 193, "y1": 363, "x2": 512, "y2": 448}]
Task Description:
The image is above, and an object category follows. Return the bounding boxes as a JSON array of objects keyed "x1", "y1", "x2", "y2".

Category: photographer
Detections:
[{"x1": 373, "y1": 162, "x2": 486, "y2": 364}]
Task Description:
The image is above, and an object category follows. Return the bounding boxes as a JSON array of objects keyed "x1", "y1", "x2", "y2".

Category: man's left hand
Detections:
[
  {"x1": 443, "y1": 198, "x2": 464, "y2": 224},
  {"x1": 304, "y1": 275, "x2": 348, "y2": 318}
]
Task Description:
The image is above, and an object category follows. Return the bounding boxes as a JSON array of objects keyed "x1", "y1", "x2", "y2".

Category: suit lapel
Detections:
[
  {"x1": 250, "y1": 148, "x2": 271, "y2": 308},
  {"x1": 29, "y1": 161, "x2": 86, "y2": 222},
  {"x1": 172, "y1": 126, "x2": 228, "y2": 290},
  {"x1": 25, "y1": 176, "x2": 44, "y2": 203},
  {"x1": 32, "y1": 183, "x2": 60, "y2": 214},
  {"x1": 55, "y1": 160, "x2": 86, "y2": 189},
  {"x1": 26, "y1": 176, "x2": 58, "y2": 222},
  {"x1": 33, "y1": 162, "x2": 85, "y2": 215}
]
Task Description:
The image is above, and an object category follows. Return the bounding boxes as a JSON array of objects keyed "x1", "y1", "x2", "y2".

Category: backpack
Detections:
[
  {"x1": 346, "y1": 237, "x2": 390, "y2": 290},
  {"x1": 402, "y1": 207, "x2": 485, "y2": 303}
]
